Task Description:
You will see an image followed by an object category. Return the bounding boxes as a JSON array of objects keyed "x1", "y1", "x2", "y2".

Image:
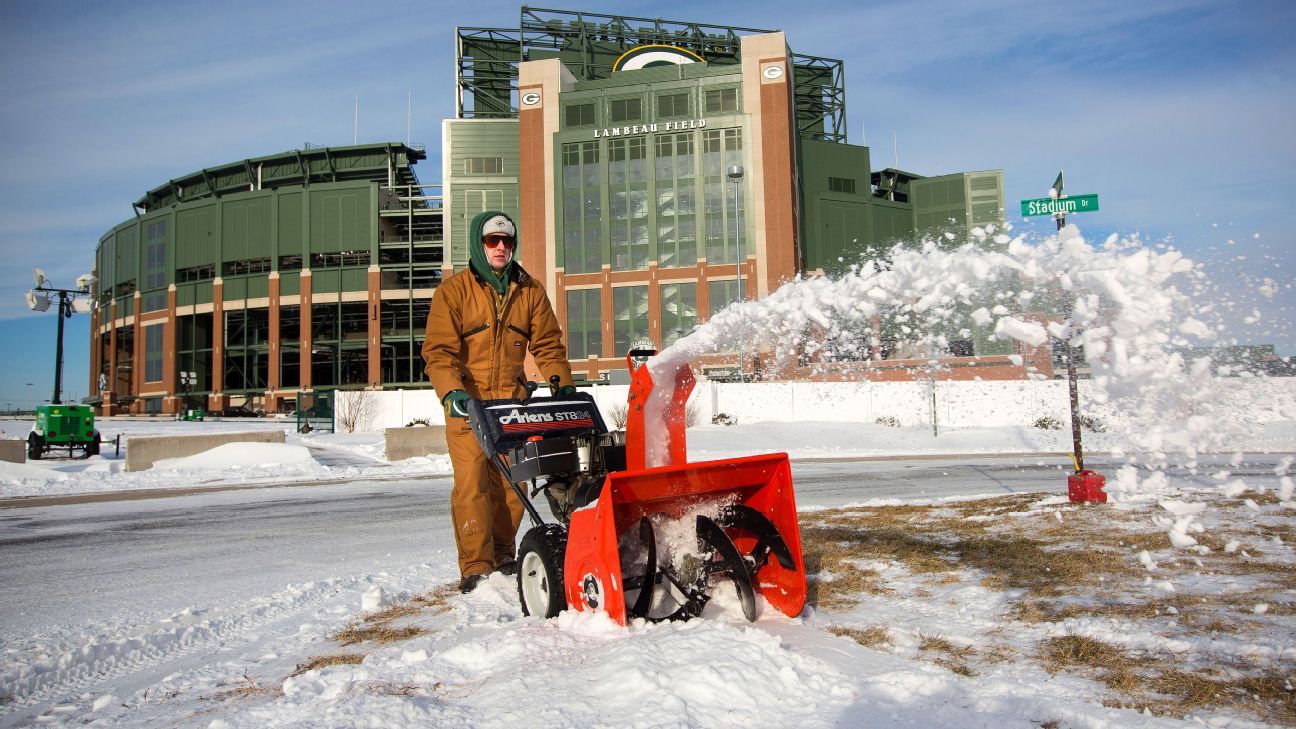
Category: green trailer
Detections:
[{"x1": 29, "y1": 404, "x2": 101, "y2": 460}]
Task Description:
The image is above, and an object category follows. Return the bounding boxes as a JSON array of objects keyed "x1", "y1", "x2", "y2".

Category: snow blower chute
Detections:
[{"x1": 466, "y1": 356, "x2": 806, "y2": 625}]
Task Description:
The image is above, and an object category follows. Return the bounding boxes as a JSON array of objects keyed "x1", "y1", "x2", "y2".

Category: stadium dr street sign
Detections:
[{"x1": 1020, "y1": 194, "x2": 1099, "y2": 217}]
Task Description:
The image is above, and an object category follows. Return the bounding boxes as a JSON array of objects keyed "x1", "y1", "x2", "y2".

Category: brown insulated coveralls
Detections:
[{"x1": 421, "y1": 255, "x2": 573, "y2": 578}]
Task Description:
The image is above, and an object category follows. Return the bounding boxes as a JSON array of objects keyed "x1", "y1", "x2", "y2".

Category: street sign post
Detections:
[
  {"x1": 1024, "y1": 171, "x2": 1098, "y2": 483},
  {"x1": 1020, "y1": 194, "x2": 1099, "y2": 217}
]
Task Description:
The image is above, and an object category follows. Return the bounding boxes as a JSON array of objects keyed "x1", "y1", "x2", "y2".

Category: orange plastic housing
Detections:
[{"x1": 563, "y1": 362, "x2": 807, "y2": 624}]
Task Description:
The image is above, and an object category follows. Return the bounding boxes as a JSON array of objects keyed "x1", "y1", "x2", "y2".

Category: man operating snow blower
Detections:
[{"x1": 421, "y1": 210, "x2": 576, "y2": 593}]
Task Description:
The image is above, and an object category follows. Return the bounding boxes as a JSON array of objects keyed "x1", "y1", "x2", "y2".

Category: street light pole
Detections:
[
  {"x1": 727, "y1": 164, "x2": 745, "y2": 379},
  {"x1": 727, "y1": 165, "x2": 745, "y2": 305},
  {"x1": 52, "y1": 291, "x2": 71, "y2": 404}
]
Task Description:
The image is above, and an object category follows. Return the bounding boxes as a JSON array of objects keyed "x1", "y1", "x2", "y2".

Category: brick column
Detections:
[
  {"x1": 300, "y1": 270, "x2": 313, "y2": 390},
  {"x1": 741, "y1": 32, "x2": 800, "y2": 297},
  {"x1": 696, "y1": 263, "x2": 711, "y2": 322},
  {"x1": 162, "y1": 284, "x2": 179, "y2": 414},
  {"x1": 647, "y1": 263, "x2": 662, "y2": 347},
  {"x1": 131, "y1": 292, "x2": 143, "y2": 414},
  {"x1": 268, "y1": 273, "x2": 281, "y2": 392},
  {"x1": 600, "y1": 270, "x2": 614, "y2": 359},
  {"x1": 210, "y1": 278, "x2": 225, "y2": 410},
  {"x1": 367, "y1": 266, "x2": 381, "y2": 388},
  {"x1": 104, "y1": 300, "x2": 117, "y2": 416},
  {"x1": 518, "y1": 58, "x2": 576, "y2": 304}
]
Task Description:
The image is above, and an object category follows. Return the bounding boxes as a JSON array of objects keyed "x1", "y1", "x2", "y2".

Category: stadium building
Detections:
[{"x1": 90, "y1": 8, "x2": 1019, "y2": 416}]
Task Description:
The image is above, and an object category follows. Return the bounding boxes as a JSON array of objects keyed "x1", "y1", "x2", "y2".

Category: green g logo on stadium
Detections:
[{"x1": 612, "y1": 44, "x2": 705, "y2": 73}]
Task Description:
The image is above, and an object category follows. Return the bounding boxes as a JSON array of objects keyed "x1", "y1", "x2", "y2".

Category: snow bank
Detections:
[{"x1": 151, "y1": 442, "x2": 315, "y2": 470}]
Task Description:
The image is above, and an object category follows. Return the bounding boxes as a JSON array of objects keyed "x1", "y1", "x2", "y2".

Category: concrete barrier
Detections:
[
  {"x1": 385, "y1": 426, "x2": 448, "y2": 461},
  {"x1": 126, "y1": 430, "x2": 286, "y2": 472},
  {"x1": 0, "y1": 440, "x2": 26, "y2": 464}
]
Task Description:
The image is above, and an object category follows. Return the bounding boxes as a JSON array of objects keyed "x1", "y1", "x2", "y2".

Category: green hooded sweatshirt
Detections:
[{"x1": 468, "y1": 209, "x2": 517, "y2": 298}]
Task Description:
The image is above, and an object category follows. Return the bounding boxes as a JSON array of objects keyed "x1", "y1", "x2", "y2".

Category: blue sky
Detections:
[{"x1": 1, "y1": 0, "x2": 1292, "y2": 409}]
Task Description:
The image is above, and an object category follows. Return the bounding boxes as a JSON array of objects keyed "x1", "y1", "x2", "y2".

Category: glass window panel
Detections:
[
  {"x1": 657, "y1": 188, "x2": 676, "y2": 216},
  {"x1": 583, "y1": 193, "x2": 601, "y2": 221},
  {"x1": 583, "y1": 226, "x2": 602, "y2": 270},
  {"x1": 660, "y1": 283, "x2": 697, "y2": 347},
  {"x1": 613, "y1": 286, "x2": 649, "y2": 357},
  {"x1": 709, "y1": 279, "x2": 739, "y2": 317},
  {"x1": 565, "y1": 289, "x2": 601, "y2": 360}
]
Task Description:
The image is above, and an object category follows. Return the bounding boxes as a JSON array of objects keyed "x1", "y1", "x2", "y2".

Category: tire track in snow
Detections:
[{"x1": 0, "y1": 575, "x2": 363, "y2": 722}]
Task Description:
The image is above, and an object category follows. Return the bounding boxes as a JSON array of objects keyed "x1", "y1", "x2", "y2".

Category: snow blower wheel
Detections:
[{"x1": 517, "y1": 524, "x2": 567, "y2": 619}]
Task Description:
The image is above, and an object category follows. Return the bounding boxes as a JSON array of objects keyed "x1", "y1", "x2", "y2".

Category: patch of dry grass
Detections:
[
  {"x1": 364, "y1": 603, "x2": 421, "y2": 622},
  {"x1": 805, "y1": 490, "x2": 1296, "y2": 724},
  {"x1": 292, "y1": 653, "x2": 366, "y2": 677},
  {"x1": 1040, "y1": 634, "x2": 1296, "y2": 723},
  {"x1": 918, "y1": 632, "x2": 976, "y2": 660},
  {"x1": 1039, "y1": 634, "x2": 1150, "y2": 695},
  {"x1": 827, "y1": 625, "x2": 891, "y2": 649},
  {"x1": 332, "y1": 622, "x2": 427, "y2": 646},
  {"x1": 327, "y1": 583, "x2": 456, "y2": 648},
  {"x1": 917, "y1": 632, "x2": 979, "y2": 676},
  {"x1": 1131, "y1": 669, "x2": 1296, "y2": 724},
  {"x1": 1040, "y1": 633, "x2": 1138, "y2": 670},
  {"x1": 206, "y1": 673, "x2": 283, "y2": 702},
  {"x1": 802, "y1": 497, "x2": 1141, "y2": 608}
]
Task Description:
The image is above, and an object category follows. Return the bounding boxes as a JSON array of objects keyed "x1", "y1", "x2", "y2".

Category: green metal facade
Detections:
[
  {"x1": 93, "y1": 144, "x2": 435, "y2": 411},
  {"x1": 911, "y1": 170, "x2": 1005, "y2": 233},
  {"x1": 443, "y1": 120, "x2": 522, "y2": 270}
]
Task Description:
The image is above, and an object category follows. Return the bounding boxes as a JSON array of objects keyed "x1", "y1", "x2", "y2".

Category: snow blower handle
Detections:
[
  {"x1": 516, "y1": 376, "x2": 539, "y2": 401},
  {"x1": 548, "y1": 374, "x2": 561, "y2": 396}
]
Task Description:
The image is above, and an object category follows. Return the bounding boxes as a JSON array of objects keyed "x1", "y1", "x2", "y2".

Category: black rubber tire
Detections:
[
  {"x1": 516, "y1": 524, "x2": 568, "y2": 619},
  {"x1": 86, "y1": 433, "x2": 101, "y2": 457},
  {"x1": 27, "y1": 433, "x2": 43, "y2": 461}
]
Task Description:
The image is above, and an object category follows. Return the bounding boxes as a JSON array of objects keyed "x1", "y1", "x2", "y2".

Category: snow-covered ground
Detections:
[{"x1": 0, "y1": 416, "x2": 1292, "y2": 727}]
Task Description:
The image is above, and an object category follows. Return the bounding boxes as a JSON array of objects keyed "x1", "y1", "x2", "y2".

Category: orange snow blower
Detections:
[{"x1": 466, "y1": 355, "x2": 806, "y2": 625}]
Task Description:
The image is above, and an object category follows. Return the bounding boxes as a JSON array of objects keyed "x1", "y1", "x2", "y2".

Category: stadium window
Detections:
[
  {"x1": 609, "y1": 97, "x2": 642, "y2": 123},
  {"x1": 464, "y1": 157, "x2": 503, "y2": 175},
  {"x1": 309, "y1": 251, "x2": 371, "y2": 268},
  {"x1": 703, "y1": 87, "x2": 738, "y2": 113},
  {"x1": 657, "y1": 92, "x2": 689, "y2": 118},
  {"x1": 565, "y1": 103, "x2": 595, "y2": 127},
  {"x1": 176, "y1": 263, "x2": 215, "y2": 283},
  {"x1": 144, "y1": 219, "x2": 168, "y2": 289},
  {"x1": 828, "y1": 177, "x2": 857, "y2": 194},
  {"x1": 144, "y1": 325, "x2": 164, "y2": 382},
  {"x1": 141, "y1": 291, "x2": 166, "y2": 313},
  {"x1": 221, "y1": 258, "x2": 272, "y2": 277}
]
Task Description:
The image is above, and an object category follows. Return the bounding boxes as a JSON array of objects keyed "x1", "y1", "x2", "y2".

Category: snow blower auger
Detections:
[{"x1": 465, "y1": 357, "x2": 806, "y2": 626}]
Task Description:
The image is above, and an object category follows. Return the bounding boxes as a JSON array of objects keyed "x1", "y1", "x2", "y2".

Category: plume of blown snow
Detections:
[{"x1": 652, "y1": 224, "x2": 1271, "y2": 491}]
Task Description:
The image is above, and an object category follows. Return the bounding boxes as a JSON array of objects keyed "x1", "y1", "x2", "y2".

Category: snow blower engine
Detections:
[{"x1": 466, "y1": 352, "x2": 806, "y2": 625}]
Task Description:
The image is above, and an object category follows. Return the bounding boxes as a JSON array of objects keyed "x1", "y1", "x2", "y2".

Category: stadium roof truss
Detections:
[
  {"x1": 133, "y1": 143, "x2": 426, "y2": 214},
  {"x1": 456, "y1": 6, "x2": 846, "y2": 143}
]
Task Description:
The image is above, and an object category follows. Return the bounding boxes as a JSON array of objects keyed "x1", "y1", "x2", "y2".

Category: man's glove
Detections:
[
  {"x1": 442, "y1": 389, "x2": 472, "y2": 419},
  {"x1": 556, "y1": 385, "x2": 577, "y2": 397}
]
